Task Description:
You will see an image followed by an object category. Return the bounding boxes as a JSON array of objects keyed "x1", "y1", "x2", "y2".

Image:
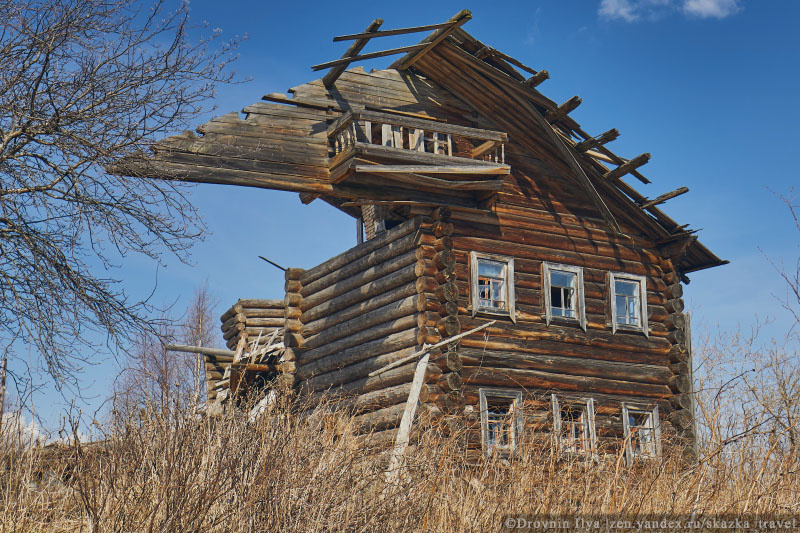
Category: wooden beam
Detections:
[
  {"x1": 313, "y1": 44, "x2": 428, "y2": 72},
  {"x1": 639, "y1": 186, "x2": 689, "y2": 209},
  {"x1": 545, "y1": 96, "x2": 582, "y2": 124},
  {"x1": 333, "y1": 22, "x2": 452, "y2": 41},
  {"x1": 354, "y1": 164, "x2": 509, "y2": 175},
  {"x1": 525, "y1": 70, "x2": 549, "y2": 88},
  {"x1": 391, "y1": 10, "x2": 472, "y2": 70},
  {"x1": 469, "y1": 140, "x2": 501, "y2": 159},
  {"x1": 575, "y1": 128, "x2": 620, "y2": 153},
  {"x1": 358, "y1": 171, "x2": 505, "y2": 192},
  {"x1": 299, "y1": 192, "x2": 319, "y2": 205},
  {"x1": 482, "y1": 48, "x2": 540, "y2": 76},
  {"x1": 323, "y1": 19, "x2": 383, "y2": 87},
  {"x1": 603, "y1": 153, "x2": 651, "y2": 182}
]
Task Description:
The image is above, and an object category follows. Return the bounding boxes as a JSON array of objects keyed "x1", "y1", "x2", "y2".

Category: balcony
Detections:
[{"x1": 327, "y1": 110, "x2": 510, "y2": 198}]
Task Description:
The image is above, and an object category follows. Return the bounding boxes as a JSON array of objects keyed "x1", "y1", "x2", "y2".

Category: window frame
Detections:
[
  {"x1": 608, "y1": 271, "x2": 649, "y2": 337},
  {"x1": 551, "y1": 394, "x2": 597, "y2": 459},
  {"x1": 542, "y1": 262, "x2": 587, "y2": 331},
  {"x1": 470, "y1": 251, "x2": 516, "y2": 322},
  {"x1": 621, "y1": 403, "x2": 662, "y2": 465},
  {"x1": 479, "y1": 388, "x2": 524, "y2": 456}
]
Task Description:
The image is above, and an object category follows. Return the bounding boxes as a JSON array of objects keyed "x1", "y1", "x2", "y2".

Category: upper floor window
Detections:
[
  {"x1": 542, "y1": 262, "x2": 586, "y2": 331},
  {"x1": 622, "y1": 404, "x2": 662, "y2": 464},
  {"x1": 608, "y1": 272, "x2": 649, "y2": 336},
  {"x1": 552, "y1": 394, "x2": 597, "y2": 458},
  {"x1": 479, "y1": 388, "x2": 524, "y2": 456},
  {"x1": 470, "y1": 252, "x2": 516, "y2": 322}
]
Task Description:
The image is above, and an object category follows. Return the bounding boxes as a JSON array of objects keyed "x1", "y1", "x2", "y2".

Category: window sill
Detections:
[{"x1": 473, "y1": 307, "x2": 516, "y2": 322}]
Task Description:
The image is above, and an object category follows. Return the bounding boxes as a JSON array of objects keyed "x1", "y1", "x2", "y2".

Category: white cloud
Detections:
[
  {"x1": 683, "y1": 0, "x2": 741, "y2": 18},
  {"x1": 599, "y1": 0, "x2": 641, "y2": 21},
  {"x1": 599, "y1": 0, "x2": 741, "y2": 22}
]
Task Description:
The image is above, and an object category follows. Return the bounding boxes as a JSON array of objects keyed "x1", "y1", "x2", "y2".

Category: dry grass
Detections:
[{"x1": 1, "y1": 387, "x2": 798, "y2": 533}]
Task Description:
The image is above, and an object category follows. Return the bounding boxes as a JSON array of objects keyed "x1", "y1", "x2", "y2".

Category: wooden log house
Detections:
[{"x1": 126, "y1": 12, "x2": 727, "y2": 463}]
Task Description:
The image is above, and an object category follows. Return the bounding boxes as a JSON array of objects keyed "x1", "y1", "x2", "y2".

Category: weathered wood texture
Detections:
[
  {"x1": 293, "y1": 216, "x2": 440, "y2": 433},
  {"x1": 205, "y1": 298, "x2": 285, "y2": 401}
]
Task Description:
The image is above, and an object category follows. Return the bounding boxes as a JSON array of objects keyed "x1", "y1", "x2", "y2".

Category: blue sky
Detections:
[{"x1": 14, "y1": 0, "x2": 800, "y2": 430}]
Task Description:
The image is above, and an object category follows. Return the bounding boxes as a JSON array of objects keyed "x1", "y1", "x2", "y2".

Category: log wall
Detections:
[
  {"x1": 449, "y1": 164, "x2": 695, "y2": 457},
  {"x1": 289, "y1": 216, "x2": 450, "y2": 437}
]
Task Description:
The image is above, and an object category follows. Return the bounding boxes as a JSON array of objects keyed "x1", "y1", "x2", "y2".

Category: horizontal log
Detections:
[
  {"x1": 300, "y1": 249, "x2": 418, "y2": 311},
  {"x1": 457, "y1": 318, "x2": 672, "y2": 358},
  {"x1": 664, "y1": 298, "x2": 684, "y2": 314},
  {"x1": 296, "y1": 327, "x2": 419, "y2": 380},
  {"x1": 459, "y1": 348, "x2": 672, "y2": 385},
  {"x1": 669, "y1": 409, "x2": 693, "y2": 430},
  {"x1": 433, "y1": 221, "x2": 454, "y2": 237},
  {"x1": 285, "y1": 279, "x2": 302, "y2": 293},
  {"x1": 223, "y1": 326, "x2": 281, "y2": 341},
  {"x1": 301, "y1": 263, "x2": 419, "y2": 324},
  {"x1": 434, "y1": 250, "x2": 456, "y2": 270},
  {"x1": 665, "y1": 284, "x2": 683, "y2": 299},
  {"x1": 435, "y1": 391, "x2": 466, "y2": 414},
  {"x1": 285, "y1": 293, "x2": 302, "y2": 307},
  {"x1": 417, "y1": 311, "x2": 440, "y2": 329},
  {"x1": 436, "y1": 282, "x2": 458, "y2": 302},
  {"x1": 301, "y1": 282, "x2": 417, "y2": 337},
  {"x1": 669, "y1": 393, "x2": 693, "y2": 411},
  {"x1": 668, "y1": 374, "x2": 692, "y2": 394},
  {"x1": 352, "y1": 402, "x2": 407, "y2": 433},
  {"x1": 315, "y1": 382, "x2": 434, "y2": 414},
  {"x1": 438, "y1": 372, "x2": 462, "y2": 392},
  {"x1": 301, "y1": 217, "x2": 423, "y2": 285},
  {"x1": 462, "y1": 366, "x2": 672, "y2": 398},
  {"x1": 437, "y1": 316, "x2": 460, "y2": 337},
  {"x1": 417, "y1": 326, "x2": 441, "y2": 345},
  {"x1": 431, "y1": 350, "x2": 462, "y2": 372},
  {"x1": 667, "y1": 329, "x2": 686, "y2": 346},
  {"x1": 452, "y1": 236, "x2": 663, "y2": 278},
  {"x1": 434, "y1": 236, "x2": 453, "y2": 252},
  {"x1": 300, "y1": 230, "x2": 419, "y2": 297},
  {"x1": 665, "y1": 313, "x2": 686, "y2": 331},
  {"x1": 416, "y1": 276, "x2": 439, "y2": 294},
  {"x1": 440, "y1": 300, "x2": 459, "y2": 316},
  {"x1": 300, "y1": 346, "x2": 418, "y2": 393},
  {"x1": 302, "y1": 295, "x2": 419, "y2": 351},
  {"x1": 238, "y1": 298, "x2": 284, "y2": 308},
  {"x1": 668, "y1": 346, "x2": 688, "y2": 363}
]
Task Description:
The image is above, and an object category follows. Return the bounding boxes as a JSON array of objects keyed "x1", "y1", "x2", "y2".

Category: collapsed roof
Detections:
[{"x1": 130, "y1": 10, "x2": 726, "y2": 278}]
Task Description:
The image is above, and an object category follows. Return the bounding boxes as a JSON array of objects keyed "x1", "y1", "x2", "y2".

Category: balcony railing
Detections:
[{"x1": 327, "y1": 109, "x2": 507, "y2": 165}]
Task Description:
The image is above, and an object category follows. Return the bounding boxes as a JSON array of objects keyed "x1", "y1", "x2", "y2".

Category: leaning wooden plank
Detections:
[
  {"x1": 333, "y1": 22, "x2": 453, "y2": 42},
  {"x1": 369, "y1": 320, "x2": 496, "y2": 378},
  {"x1": 384, "y1": 351, "x2": 431, "y2": 484},
  {"x1": 391, "y1": 10, "x2": 473, "y2": 70},
  {"x1": 165, "y1": 344, "x2": 236, "y2": 358},
  {"x1": 323, "y1": 19, "x2": 383, "y2": 87},
  {"x1": 313, "y1": 44, "x2": 428, "y2": 72},
  {"x1": 639, "y1": 187, "x2": 689, "y2": 210}
]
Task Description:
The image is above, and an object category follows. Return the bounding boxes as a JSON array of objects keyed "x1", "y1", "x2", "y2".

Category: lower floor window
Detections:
[
  {"x1": 552, "y1": 395, "x2": 597, "y2": 456},
  {"x1": 622, "y1": 404, "x2": 661, "y2": 463},
  {"x1": 479, "y1": 388, "x2": 523, "y2": 455}
]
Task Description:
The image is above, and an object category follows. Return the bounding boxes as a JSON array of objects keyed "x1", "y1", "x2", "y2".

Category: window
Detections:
[
  {"x1": 622, "y1": 404, "x2": 661, "y2": 464},
  {"x1": 479, "y1": 388, "x2": 523, "y2": 455},
  {"x1": 551, "y1": 395, "x2": 597, "y2": 457},
  {"x1": 470, "y1": 252, "x2": 516, "y2": 321},
  {"x1": 542, "y1": 263, "x2": 586, "y2": 331},
  {"x1": 609, "y1": 272, "x2": 649, "y2": 336}
]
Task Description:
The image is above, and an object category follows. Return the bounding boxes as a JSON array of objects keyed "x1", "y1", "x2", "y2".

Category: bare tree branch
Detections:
[{"x1": 0, "y1": 0, "x2": 240, "y2": 387}]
